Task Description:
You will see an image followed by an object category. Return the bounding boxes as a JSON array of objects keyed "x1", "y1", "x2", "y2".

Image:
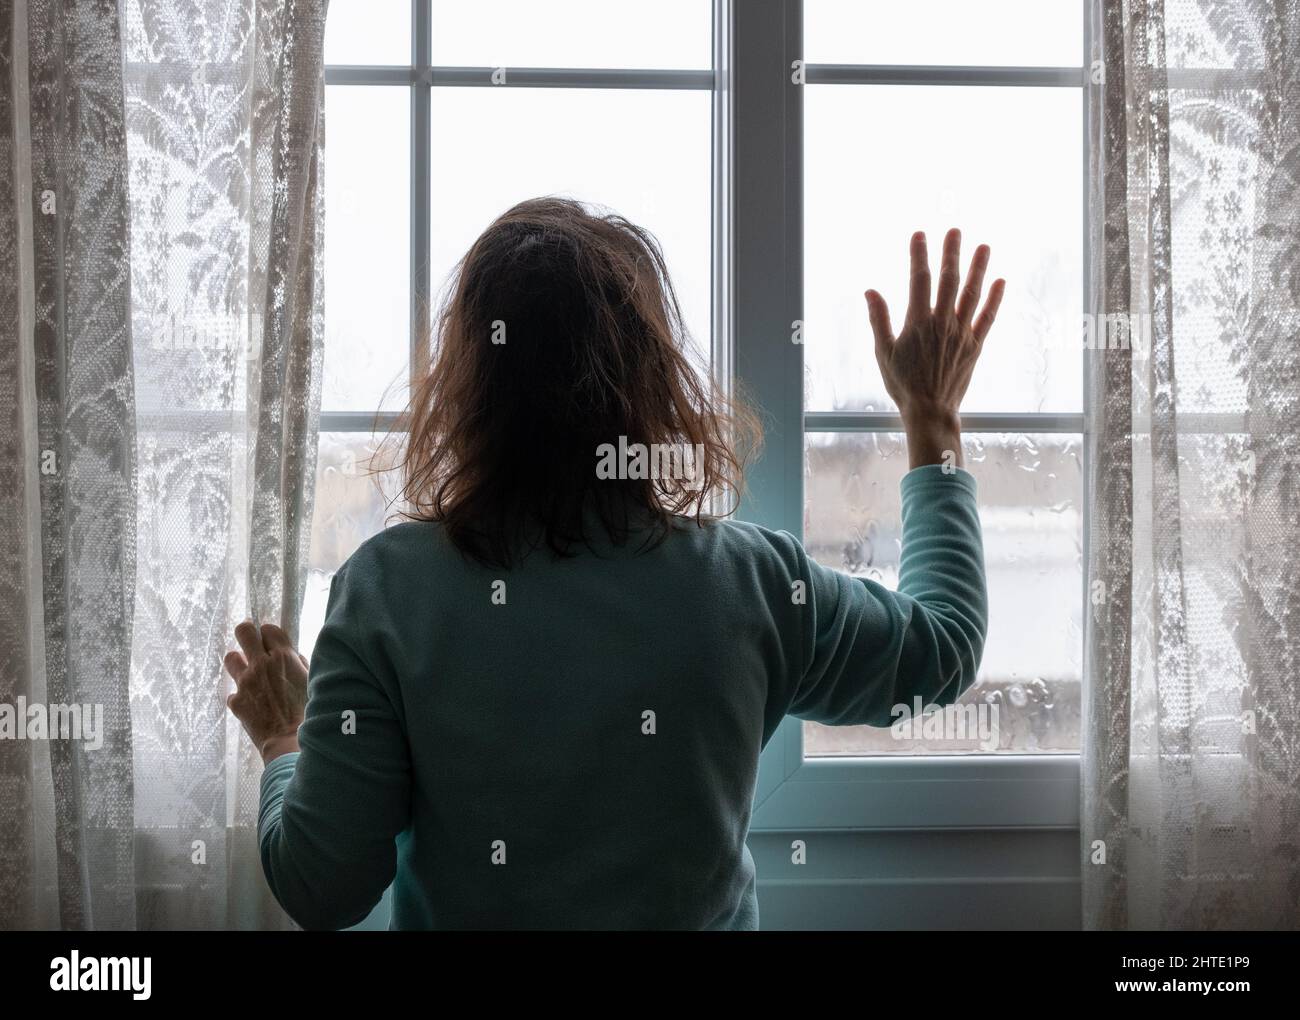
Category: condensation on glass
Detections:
[{"x1": 802, "y1": 432, "x2": 1083, "y2": 755}]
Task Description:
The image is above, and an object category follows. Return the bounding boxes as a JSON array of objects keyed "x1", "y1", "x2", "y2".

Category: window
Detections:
[
  {"x1": 799, "y1": 0, "x2": 1086, "y2": 755},
  {"x1": 728, "y1": 1, "x2": 1083, "y2": 829},
  {"x1": 311, "y1": 1, "x2": 1083, "y2": 833},
  {"x1": 305, "y1": 0, "x2": 718, "y2": 657}
]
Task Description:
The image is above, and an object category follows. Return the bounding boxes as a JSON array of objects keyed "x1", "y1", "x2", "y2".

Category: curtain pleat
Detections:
[
  {"x1": 123, "y1": 0, "x2": 326, "y2": 930},
  {"x1": 235, "y1": 0, "x2": 328, "y2": 928}
]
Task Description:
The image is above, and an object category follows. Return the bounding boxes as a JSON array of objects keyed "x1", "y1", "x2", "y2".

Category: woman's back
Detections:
[{"x1": 259, "y1": 465, "x2": 985, "y2": 930}]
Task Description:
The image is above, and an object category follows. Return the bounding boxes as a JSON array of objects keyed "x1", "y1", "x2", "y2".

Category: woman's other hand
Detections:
[{"x1": 225, "y1": 620, "x2": 308, "y2": 763}]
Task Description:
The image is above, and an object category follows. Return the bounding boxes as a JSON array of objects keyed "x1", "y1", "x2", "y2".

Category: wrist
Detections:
[
  {"x1": 899, "y1": 401, "x2": 961, "y2": 434},
  {"x1": 259, "y1": 731, "x2": 301, "y2": 764},
  {"x1": 901, "y1": 408, "x2": 963, "y2": 471}
]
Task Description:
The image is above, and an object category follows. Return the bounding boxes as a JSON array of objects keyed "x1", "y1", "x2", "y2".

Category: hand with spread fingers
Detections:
[
  {"x1": 224, "y1": 620, "x2": 308, "y2": 764},
  {"x1": 865, "y1": 228, "x2": 1005, "y2": 470}
]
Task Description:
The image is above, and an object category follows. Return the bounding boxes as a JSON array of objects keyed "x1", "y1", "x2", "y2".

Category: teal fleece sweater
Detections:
[{"x1": 258, "y1": 464, "x2": 987, "y2": 930}]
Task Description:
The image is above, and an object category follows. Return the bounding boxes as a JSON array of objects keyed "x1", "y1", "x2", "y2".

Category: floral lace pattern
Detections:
[
  {"x1": 0, "y1": 0, "x2": 325, "y2": 930},
  {"x1": 1084, "y1": 0, "x2": 1300, "y2": 929}
]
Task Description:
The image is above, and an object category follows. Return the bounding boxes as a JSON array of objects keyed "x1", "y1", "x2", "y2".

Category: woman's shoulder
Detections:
[
  {"x1": 663, "y1": 514, "x2": 807, "y2": 573},
  {"x1": 338, "y1": 515, "x2": 809, "y2": 583},
  {"x1": 337, "y1": 520, "x2": 456, "y2": 579}
]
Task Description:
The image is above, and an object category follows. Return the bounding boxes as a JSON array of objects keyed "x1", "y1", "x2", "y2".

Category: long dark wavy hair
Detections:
[{"x1": 375, "y1": 197, "x2": 761, "y2": 568}]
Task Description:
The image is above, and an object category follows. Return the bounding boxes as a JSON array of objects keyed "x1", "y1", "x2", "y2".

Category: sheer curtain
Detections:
[
  {"x1": 0, "y1": 0, "x2": 326, "y2": 930},
  {"x1": 1084, "y1": 0, "x2": 1300, "y2": 928},
  {"x1": 0, "y1": 0, "x2": 138, "y2": 931}
]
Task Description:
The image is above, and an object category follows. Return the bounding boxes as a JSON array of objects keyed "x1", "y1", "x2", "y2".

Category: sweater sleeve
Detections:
[
  {"x1": 258, "y1": 560, "x2": 412, "y2": 930},
  {"x1": 781, "y1": 463, "x2": 988, "y2": 727}
]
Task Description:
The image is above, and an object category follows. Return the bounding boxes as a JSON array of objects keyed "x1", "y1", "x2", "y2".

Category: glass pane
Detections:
[
  {"x1": 804, "y1": 84, "x2": 1083, "y2": 414},
  {"x1": 432, "y1": 0, "x2": 711, "y2": 70},
  {"x1": 301, "y1": 432, "x2": 405, "y2": 658},
  {"x1": 325, "y1": 0, "x2": 411, "y2": 66},
  {"x1": 805, "y1": 0, "x2": 1083, "y2": 67},
  {"x1": 324, "y1": 86, "x2": 410, "y2": 414},
  {"x1": 428, "y1": 87, "x2": 712, "y2": 370},
  {"x1": 802, "y1": 432, "x2": 1082, "y2": 755}
]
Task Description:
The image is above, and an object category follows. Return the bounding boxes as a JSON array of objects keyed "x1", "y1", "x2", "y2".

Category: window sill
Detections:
[{"x1": 751, "y1": 730, "x2": 1080, "y2": 831}]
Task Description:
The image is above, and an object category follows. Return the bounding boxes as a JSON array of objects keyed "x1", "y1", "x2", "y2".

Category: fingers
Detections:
[
  {"x1": 907, "y1": 231, "x2": 931, "y2": 321},
  {"x1": 223, "y1": 650, "x2": 248, "y2": 682},
  {"x1": 934, "y1": 228, "x2": 961, "y2": 315},
  {"x1": 973, "y1": 278, "x2": 1006, "y2": 343},
  {"x1": 864, "y1": 289, "x2": 894, "y2": 359},
  {"x1": 956, "y1": 244, "x2": 991, "y2": 326},
  {"x1": 234, "y1": 619, "x2": 265, "y2": 661},
  {"x1": 261, "y1": 622, "x2": 294, "y2": 652}
]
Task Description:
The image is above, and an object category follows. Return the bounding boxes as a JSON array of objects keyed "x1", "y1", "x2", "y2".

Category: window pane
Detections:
[
  {"x1": 805, "y1": 0, "x2": 1083, "y2": 67},
  {"x1": 804, "y1": 84, "x2": 1083, "y2": 414},
  {"x1": 325, "y1": 0, "x2": 411, "y2": 66},
  {"x1": 324, "y1": 86, "x2": 410, "y2": 414},
  {"x1": 802, "y1": 432, "x2": 1082, "y2": 755},
  {"x1": 301, "y1": 432, "x2": 403, "y2": 658},
  {"x1": 432, "y1": 0, "x2": 711, "y2": 70},
  {"x1": 428, "y1": 87, "x2": 712, "y2": 370}
]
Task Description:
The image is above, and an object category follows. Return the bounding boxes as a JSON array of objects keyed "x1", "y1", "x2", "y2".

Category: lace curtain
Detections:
[
  {"x1": 0, "y1": 0, "x2": 326, "y2": 929},
  {"x1": 1084, "y1": 0, "x2": 1300, "y2": 928}
]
